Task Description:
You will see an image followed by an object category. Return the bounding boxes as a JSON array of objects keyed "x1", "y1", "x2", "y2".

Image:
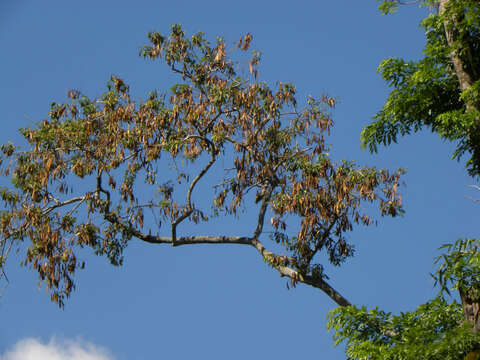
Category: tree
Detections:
[
  {"x1": 0, "y1": 25, "x2": 403, "y2": 308},
  {"x1": 327, "y1": 238, "x2": 480, "y2": 360},
  {"x1": 327, "y1": 1, "x2": 480, "y2": 359},
  {"x1": 361, "y1": 0, "x2": 480, "y2": 177}
]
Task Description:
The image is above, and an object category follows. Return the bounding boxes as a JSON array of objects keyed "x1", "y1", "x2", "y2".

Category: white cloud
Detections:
[{"x1": 0, "y1": 338, "x2": 115, "y2": 360}]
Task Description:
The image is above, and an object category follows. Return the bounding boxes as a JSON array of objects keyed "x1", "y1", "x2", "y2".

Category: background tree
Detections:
[
  {"x1": 361, "y1": 0, "x2": 480, "y2": 177},
  {"x1": 328, "y1": 238, "x2": 480, "y2": 360},
  {"x1": 328, "y1": 1, "x2": 480, "y2": 359},
  {"x1": 0, "y1": 25, "x2": 403, "y2": 308}
]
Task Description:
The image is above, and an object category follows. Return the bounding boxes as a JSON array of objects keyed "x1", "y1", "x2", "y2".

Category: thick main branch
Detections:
[
  {"x1": 104, "y1": 211, "x2": 352, "y2": 307},
  {"x1": 249, "y1": 236, "x2": 351, "y2": 306}
]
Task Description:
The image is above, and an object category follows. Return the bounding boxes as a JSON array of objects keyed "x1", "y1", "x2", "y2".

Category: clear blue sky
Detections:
[{"x1": 0, "y1": 1, "x2": 478, "y2": 359}]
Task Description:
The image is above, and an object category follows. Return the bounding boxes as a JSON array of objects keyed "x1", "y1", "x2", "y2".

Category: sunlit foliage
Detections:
[
  {"x1": 362, "y1": 0, "x2": 480, "y2": 177},
  {"x1": 0, "y1": 25, "x2": 403, "y2": 307}
]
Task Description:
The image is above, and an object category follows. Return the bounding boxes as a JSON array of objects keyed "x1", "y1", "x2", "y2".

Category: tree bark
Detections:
[
  {"x1": 460, "y1": 288, "x2": 480, "y2": 333},
  {"x1": 439, "y1": 0, "x2": 480, "y2": 177},
  {"x1": 104, "y1": 212, "x2": 352, "y2": 307},
  {"x1": 438, "y1": 0, "x2": 476, "y2": 93}
]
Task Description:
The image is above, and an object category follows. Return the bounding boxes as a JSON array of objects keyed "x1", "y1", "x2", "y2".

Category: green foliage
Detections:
[
  {"x1": 433, "y1": 238, "x2": 480, "y2": 301},
  {"x1": 360, "y1": 55, "x2": 462, "y2": 149},
  {"x1": 365, "y1": 1, "x2": 480, "y2": 177},
  {"x1": 328, "y1": 238, "x2": 480, "y2": 359},
  {"x1": 377, "y1": 1, "x2": 438, "y2": 15},
  {"x1": 327, "y1": 297, "x2": 480, "y2": 360},
  {"x1": 378, "y1": 0, "x2": 401, "y2": 15}
]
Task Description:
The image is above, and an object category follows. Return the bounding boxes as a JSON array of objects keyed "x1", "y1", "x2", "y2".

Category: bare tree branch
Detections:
[
  {"x1": 249, "y1": 236, "x2": 352, "y2": 307},
  {"x1": 42, "y1": 196, "x2": 86, "y2": 215},
  {"x1": 103, "y1": 209, "x2": 352, "y2": 307},
  {"x1": 467, "y1": 184, "x2": 480, "y2": 203},
  {"x1": 171, "y1": 137, "x2": 217, "y2": 246},
  {"x1": 252, "y1": 188, "x2": 272, "y2": 239}
]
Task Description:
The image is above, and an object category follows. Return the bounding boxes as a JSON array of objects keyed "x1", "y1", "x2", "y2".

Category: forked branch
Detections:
[
  {"x1": 103, "y1": 187, "x2": 352, "y2": 307},
  {"x1": 171, "y1": 137, "x2": 217, "y2": 246}
]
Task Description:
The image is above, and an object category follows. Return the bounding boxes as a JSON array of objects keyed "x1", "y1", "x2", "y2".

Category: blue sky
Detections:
[{"x1": 0, "y1": 1, "x2": 478, "y2": 359}]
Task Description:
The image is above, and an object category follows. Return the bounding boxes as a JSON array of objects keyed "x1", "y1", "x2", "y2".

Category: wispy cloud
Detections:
[{"x1": 0, "y1": 338, "x2": 115, "y2": 360}]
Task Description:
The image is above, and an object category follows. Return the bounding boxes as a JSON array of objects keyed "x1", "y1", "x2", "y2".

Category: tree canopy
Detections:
[
  {"x1": 361, "y1": 0, "x2": 480, "y2": 177},
  {"x1": 327, "y1": 1, "x2": 480, "y2": 359},
  {"x1": 327, "y1": 238, "x2": 480, "y2": 360},
  {"x1": 0, "y1": 25, "x2": 403, "y2": 308}
]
